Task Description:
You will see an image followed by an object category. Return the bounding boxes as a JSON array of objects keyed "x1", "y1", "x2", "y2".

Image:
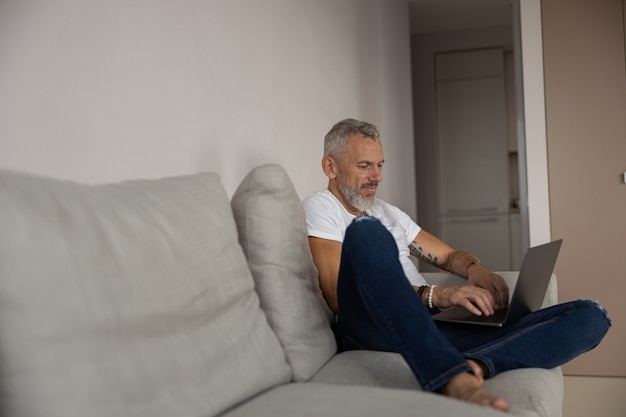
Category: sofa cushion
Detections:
[
  {"x1": 311, "y1": 350, "x2": 561, "y2": 417},
  {"x1": 310, "y1": 351, "x2": 421, "y2": 389},
  {"x1": 483, "y1": 367, "x2": 563, "y2": 417},
  {"x1": 0, "y1": 169, "x2": 291, "y2": 417},
  {"x1": 231, "y1": 164, "x2": 336, "y2": 381},
  {"x1": 221, "y1": 382, "x2": 514, "y2": 417}
]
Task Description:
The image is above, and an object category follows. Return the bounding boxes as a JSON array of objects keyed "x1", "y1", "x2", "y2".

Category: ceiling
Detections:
[{"x1": 408, "y1": 0, "x2": 513, "y2": 34}]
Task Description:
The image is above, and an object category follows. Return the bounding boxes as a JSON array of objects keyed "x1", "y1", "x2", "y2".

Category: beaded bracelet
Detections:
[{"x1": 428, "y1": 284, "x2": 437, "y2": 309}]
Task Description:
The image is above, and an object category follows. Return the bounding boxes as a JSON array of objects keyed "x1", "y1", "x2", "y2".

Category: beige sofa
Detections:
[{"x1": 0, "y1": 163, "x2": 562, "y2": 417}]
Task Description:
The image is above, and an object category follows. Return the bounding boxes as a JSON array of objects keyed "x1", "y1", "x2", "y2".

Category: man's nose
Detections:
[{"x1": 370, "y1": 166, "x2": 383, "y2": 182}]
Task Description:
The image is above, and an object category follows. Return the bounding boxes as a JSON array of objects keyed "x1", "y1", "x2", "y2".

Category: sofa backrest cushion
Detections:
[
  {"x1": 231, "y1": 164, "x2": 336, "y2": 381},
  {"x1": 0, "y1": 169, "x2": 291, "y2": 417}
]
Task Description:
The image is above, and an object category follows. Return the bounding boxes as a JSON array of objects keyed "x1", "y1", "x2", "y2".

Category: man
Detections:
[{"x1": 302, "y1": 118, "x2": 610, "y2": 412}]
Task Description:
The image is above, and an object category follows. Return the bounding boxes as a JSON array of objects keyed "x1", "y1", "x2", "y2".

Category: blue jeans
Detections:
[{"x1": 334, "y1": 216, "x2": 611, "y2": 392}]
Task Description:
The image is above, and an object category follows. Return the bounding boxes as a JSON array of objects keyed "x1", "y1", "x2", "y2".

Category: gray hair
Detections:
[{"x1": 323, "y1": 118, "x2": 380, "y2": 158}]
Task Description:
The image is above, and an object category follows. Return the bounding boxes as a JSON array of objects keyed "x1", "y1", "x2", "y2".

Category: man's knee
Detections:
[
  {"x1": 345, "y1": 216, "x2": 385, "y2": 241},
  {"x1": 571, "y1": 299, "x2": 611, "y2": 345},
  {"x1": 573, "y1": 299, "x2": 610, "y2": 320}
]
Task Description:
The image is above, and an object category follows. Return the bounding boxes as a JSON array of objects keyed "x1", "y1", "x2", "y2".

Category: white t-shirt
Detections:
[{"x1": 302, "y1": 189, "x2": 428, "y2": 287}]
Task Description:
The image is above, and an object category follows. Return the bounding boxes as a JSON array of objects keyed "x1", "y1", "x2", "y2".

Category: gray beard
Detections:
[{"x1": 340, "y1": 184, "x2": 375, "y2": 213}]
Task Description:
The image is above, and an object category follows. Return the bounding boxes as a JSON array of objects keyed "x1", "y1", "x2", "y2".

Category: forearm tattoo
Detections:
[{"x1": 409, "y1": 243, "x2": 438, "y2": 266}]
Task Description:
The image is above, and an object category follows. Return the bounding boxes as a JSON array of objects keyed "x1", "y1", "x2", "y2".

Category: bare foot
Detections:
[
  {"x1": 466, "y1": 359, "x2": 484, "y2": 384},
  {"x1": 441, "y1": 371, "x2": 510, "y2": 412}
]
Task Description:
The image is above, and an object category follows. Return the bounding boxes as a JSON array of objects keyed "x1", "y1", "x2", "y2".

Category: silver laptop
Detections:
[{"x1": 432, "y1": 239, "x2": 563, "y2": 327}]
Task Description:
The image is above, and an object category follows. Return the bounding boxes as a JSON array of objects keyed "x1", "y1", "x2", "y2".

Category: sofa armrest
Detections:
[{"x1": 421, "y1": 271, "x2": 559, "y2": 308}]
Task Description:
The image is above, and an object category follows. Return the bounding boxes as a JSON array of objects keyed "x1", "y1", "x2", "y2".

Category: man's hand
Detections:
[
  {"x1": 432, "y1": 285, "x2": 499, "y2": 316},
  {"x1": 466, "y1": 265, "x2": 509, "y2": 310}
]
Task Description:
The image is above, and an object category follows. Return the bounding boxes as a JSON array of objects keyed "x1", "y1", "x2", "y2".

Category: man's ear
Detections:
[{"x1": 321, "y1": 156, "x2": 338, "y2": 180}]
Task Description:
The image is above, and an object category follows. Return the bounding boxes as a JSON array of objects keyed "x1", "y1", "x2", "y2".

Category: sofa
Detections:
[{"x1": 0, "y1": 163, "x2": 563, "y2": 417}]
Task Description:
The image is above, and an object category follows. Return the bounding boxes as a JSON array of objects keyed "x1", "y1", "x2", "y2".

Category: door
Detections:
[{"x1": 435, "y1": 48, "x2": 514, "y2": 270}]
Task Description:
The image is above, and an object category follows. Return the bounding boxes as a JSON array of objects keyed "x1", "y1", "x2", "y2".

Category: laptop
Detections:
[{"x1": 432, "y1": 239, "x2": 563, "y2": 327}]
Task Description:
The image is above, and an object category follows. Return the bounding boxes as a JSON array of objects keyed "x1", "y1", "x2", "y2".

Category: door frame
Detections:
[{"x1": 516, "y1": 0, "x2": 552, "y2": 247}]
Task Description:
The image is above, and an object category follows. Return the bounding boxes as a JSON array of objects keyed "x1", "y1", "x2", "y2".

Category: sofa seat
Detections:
[
  {"x1": 311, "y1": 350, "x2": 562, "y2": 417},
  {"x1": 221, "y1": 382, "x2": 519, "y2": 417}
]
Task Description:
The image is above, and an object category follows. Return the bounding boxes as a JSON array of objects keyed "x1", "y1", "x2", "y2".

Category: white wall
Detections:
[{"x1": 0, "y1": 0, "x2": 416, "y2": 216}]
